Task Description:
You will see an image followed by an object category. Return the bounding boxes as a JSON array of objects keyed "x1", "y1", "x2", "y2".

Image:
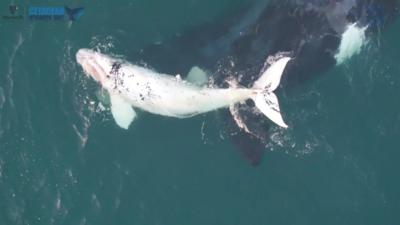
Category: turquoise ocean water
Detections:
[{"x1": 1, "y1": 0, "x2": 400, "y2": 224}]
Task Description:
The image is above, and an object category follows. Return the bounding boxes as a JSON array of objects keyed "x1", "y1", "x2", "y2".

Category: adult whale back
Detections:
[
  {"x1": 128, "y1": 0, "x2": 399, "y2": 165},
  {"x1": 132, "y1": 0, "x2": 398, "y2": 84}
]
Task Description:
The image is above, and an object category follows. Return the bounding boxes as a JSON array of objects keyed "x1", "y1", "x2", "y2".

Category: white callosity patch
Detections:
[{"x1": 335, "y1": 23, "x2": 368, "y2": 65}]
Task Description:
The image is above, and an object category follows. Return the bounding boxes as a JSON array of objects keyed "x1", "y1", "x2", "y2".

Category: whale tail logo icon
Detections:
[{"x1": 65, "y1": 6, "x2": 84, "y2": 21}]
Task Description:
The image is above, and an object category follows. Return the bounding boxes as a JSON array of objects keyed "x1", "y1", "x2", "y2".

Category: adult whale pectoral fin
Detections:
[
  {"x1": 110, "y1": 94, "x2": 136, "y2": 129},
  {"x1": 186, "y1": 66, "x2": 208, "y2": 86}
]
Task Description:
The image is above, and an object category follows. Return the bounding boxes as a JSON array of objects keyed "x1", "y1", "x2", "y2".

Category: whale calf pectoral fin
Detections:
[
  {"x1": 110, "y1": 94, "x2": 136, "y2": 129},
  {"x1": 186, "y1": 66, "x2": 208, "y2": 86}
]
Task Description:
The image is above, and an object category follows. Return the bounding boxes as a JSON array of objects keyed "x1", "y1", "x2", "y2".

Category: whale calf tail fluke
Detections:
[{"x1": 251, "y1": 57, "x2": 291, "y2": 128}]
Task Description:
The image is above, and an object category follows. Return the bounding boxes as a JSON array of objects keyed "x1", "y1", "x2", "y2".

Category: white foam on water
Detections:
[
  {"x1": 59, "y1": 41, "x2": 94, "y2": 150},
  {"x1": 95, "y1": 89, "x2": 110, "y2": 106},
  {"x1": 6, "y1": 33, "x2": 24, "y2": 109},
  {"x1": 0, "y1": 87, "x2": 5, "y2": 110},
  {"x1": 0, "y1": 159, "x2": 3, "y2": 178},
  {"x1": 335, "y1": 23, "x2": 368, "y2": 65},
  {"x1": 89, "y1": 35, "x2": 116, "y2": 53}
]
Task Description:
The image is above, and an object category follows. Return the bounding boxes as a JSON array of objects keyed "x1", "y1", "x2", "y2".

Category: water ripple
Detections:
[
  {"x1": 5, "y1": 33, "x2": 24, "y2": 109},
  {"x1": 0, "y1": 87, "x2": 4, "y2": 109},
  {"x1": 0, "y1": 87, "x2": 5, "y2": 138},
  {"x1": 59, "y1": 40, "x2": 95, "y2": 150}
]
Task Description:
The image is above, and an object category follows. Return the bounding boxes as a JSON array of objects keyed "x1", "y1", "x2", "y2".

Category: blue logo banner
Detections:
[{"x1": 28, "y1": 6, "x2": 84, "y2": 21}]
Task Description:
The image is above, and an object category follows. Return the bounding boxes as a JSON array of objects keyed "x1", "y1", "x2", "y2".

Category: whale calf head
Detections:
[
  {"x1": 76, "y1": 49, "x2": 137, "y2": 129},
  {"x1": 76, "y1": 48, "x2": 114, "y2": 85}
]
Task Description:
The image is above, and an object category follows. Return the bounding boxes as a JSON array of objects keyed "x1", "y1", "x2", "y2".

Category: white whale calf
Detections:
[{"x1": 76, "y1": 49, "x2": 290, "y2": 129}]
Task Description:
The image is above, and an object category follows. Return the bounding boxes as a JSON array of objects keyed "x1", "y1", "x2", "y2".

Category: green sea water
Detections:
[{"x1": 1, "y1": 0, "x2": 400, "y2": 225}]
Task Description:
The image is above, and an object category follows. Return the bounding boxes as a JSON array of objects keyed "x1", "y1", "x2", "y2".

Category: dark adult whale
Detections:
[{"x1": 128, "y1": 0, "x2": 399, "y2": 165}]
